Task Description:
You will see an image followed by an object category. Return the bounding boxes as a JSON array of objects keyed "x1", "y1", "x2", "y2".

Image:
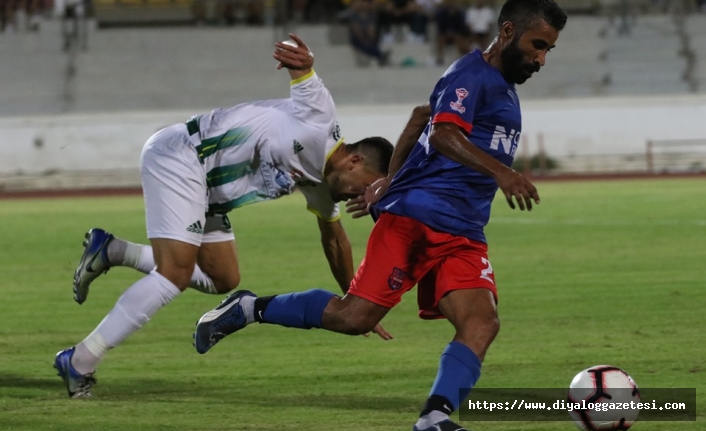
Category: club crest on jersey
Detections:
[
  {"x1": 388, "y1": 267, "x2": 408, "y2": 291},
  {"x1": 450, "y1": 88, "x2": 469, "y2": 114}
]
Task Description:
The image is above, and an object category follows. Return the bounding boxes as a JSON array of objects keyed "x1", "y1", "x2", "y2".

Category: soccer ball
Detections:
[{"x1": 567, "y1": 365, "x2": 640, "y2": 430}]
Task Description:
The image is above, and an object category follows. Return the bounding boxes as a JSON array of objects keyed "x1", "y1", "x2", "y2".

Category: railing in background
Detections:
[
  {"x1": 515, "y1": 137, "x2": 706, "y2": 176},
  {"x1": 646, "y1": 138, "x2": 706, "y2": 173}
]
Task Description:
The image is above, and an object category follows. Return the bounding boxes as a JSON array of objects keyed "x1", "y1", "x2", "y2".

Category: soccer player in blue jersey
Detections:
[{"x1": 193, "y1": 0, "x2": 567, "y2": 430}]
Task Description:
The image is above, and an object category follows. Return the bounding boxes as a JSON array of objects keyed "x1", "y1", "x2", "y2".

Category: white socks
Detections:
[
  {"x1": 107, "y1": 239, "x2": 218, "y2": 294},
  {"x1": 71, "y1": 270, "x2": 181, "y2": 375},
  {"x1": 415, "y1": 411, "x2": 449, "y2": 430},
  {"x1": 239, "y1": 295, "x2": 257, "y2": 324},
  {"x1": 111, "y1": 240, "x2": 154, "y2": 274}
]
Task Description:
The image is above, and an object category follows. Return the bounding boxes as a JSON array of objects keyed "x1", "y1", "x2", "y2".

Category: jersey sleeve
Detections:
[
  {"x1": 290, "y1": 70, "x2": 336, "y2": 129},
  {"x1": 431, "y1": 70, "x2": 484, "y2": 134},
  {"x1": 298, "y1": 183, "x2": 340, "y2": 222}
]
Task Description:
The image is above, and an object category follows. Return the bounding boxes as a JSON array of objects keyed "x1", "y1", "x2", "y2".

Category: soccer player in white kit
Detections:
[{"x1": 54, "y1": 34, "x2": 394, "y2": 398}]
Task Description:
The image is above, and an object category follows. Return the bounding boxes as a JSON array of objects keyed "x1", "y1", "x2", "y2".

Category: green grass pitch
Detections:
[{"x1": 0, "y1": 178, "x2": 703, "y2": 431}]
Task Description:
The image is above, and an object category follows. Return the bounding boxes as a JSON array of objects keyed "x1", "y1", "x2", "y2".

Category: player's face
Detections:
[
  {"x1": 329, "y1": 162, "x2": 382, "y2": 203},
  {"x1": 501, "y1": 19, "x2": 559, "y2": 84}
]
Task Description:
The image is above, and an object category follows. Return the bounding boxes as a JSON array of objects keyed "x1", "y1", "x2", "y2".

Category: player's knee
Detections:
[
  {"x1": 484, "y1": 314, "x2": 501, "y2": 338},
  {"x1": 460, "y1": 311, "x2": 500, "y2": 341},
  {"x1": 158, "y1": 266, "x2": 194, "y2": 290}
]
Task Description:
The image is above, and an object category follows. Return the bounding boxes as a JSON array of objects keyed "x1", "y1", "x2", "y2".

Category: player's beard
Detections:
[{"x1": 501, "y1": 37, "x2": 541, "y2": 84}]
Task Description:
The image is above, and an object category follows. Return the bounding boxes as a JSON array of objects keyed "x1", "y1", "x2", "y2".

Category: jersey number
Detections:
[{"x1": 480, "y1": 257, "x2": 494, "y2": 284}]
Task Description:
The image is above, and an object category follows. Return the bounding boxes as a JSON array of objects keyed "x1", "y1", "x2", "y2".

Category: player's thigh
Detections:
[
  {"x1": 417, "y1": 238, "x2": 498, "y2": 320},
  {"x1": 141, "y1": 124, "x2": 207, "y2": 288},
  {"x1": 141, "y1": 124, "x2": 208, "y2": 248},
  {"x1": 347, "y1": 213, "x2": 438, "y2": 309},
  {"x1": 323, "y1": 293, "x2": 391, "y2": 334}
]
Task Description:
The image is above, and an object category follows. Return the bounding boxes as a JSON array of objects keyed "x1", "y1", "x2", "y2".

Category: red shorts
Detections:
[{"x1": 348, "y1": 213, "x2": 498, "y2": 320}]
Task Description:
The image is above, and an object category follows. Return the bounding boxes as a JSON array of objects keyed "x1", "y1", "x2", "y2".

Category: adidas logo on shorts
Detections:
[
  {"x1": 187, "y1": 221, "x2": 204, "y2": 234},
  {"x1": 293, "y1": 139, "x2": 304, "y2": 154}
]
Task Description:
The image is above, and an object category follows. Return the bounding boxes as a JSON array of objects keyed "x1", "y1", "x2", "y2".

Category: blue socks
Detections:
[
  {"x1": 428, "y1": 341, "x2": 482, "y2": 412},
  {"x1": 257, "y1": 289, "x2": 335, "y2": 329}
]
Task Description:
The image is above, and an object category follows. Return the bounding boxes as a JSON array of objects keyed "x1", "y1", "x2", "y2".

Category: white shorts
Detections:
[{"x1": 140, "y1": 124, "x2": 235, "y2": 246}]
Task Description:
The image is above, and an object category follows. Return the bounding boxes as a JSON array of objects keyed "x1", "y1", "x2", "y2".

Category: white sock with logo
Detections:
[
  {"x1": 71, "y1": 270, "x2": 182, "y2": 374},
  {"x1": 107, "y1": 240, "x2": 218, "y2": 294},
  {"x1": 239, "y1": 295, "x2": 256, "y2": 324}
]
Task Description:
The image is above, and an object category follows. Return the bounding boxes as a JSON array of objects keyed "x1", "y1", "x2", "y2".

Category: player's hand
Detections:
[
  {"x1": 495, "y1": 169, "x2": 540, "y2": 211},
  {"x1": 363, "y1": 323, "x2": 394, "y2": 340},
  {"x1": 345, "y1": 177, "x2": 390, "y2": 219},
  {"x1": 273, "y1": 33, "x2": 314, "y2": 71}
]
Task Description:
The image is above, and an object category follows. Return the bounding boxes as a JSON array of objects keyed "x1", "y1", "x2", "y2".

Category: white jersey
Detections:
[{"x1": 187, "y1": 71, "x2": 343, "y2": 221}]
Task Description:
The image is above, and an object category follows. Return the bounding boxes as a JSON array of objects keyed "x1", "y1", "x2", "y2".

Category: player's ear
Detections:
[
  {"x1": 348, "y1": 153, "x2": 363, "y2": 170},
  {"x1": 499, "y1": 21, "x2": 515, "y2": 43}
]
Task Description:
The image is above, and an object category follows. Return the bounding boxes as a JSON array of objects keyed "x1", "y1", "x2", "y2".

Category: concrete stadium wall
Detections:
[{"x1": 2, "y1": 94, "x2": 705, "y2": 189}]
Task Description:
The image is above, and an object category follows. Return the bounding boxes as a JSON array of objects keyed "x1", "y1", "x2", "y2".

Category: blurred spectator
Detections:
[
  {"x1": 192, "y1": 0, "x2": 207, "y2": 25},
  {"x1": 465, "y1": 0, "x2": 494, "y2": 50},
  {"x1": 434, "y1": 0, "x2": 470, "y2": 66},
  {"x1": 289, "y1": 0, "x2": 307, "y2": 22},
  {"x1": 59, "y1": 0, "x2": 88, "y2": 51},
  {"x1": 348, "y1": 0, "x2": 389, "y2": 66},
  {"x1": 193, "y1": 0, "x2": 265, "y2": 26},
  {"x1": 698, "y1": 0, "x2": 706, "y2": 12},
  {"x1": 411, "y1": 0, "x2": 439, "y2": 43},
  {"x1": 1, "y1": 0, "x2": 43, "y2": 33},
  {"x1": 379, "y1": 0, "x2": 419, "y2": 47},
  {"x1": 1, "y1": 0, "x2": 16, "y2": 33}
]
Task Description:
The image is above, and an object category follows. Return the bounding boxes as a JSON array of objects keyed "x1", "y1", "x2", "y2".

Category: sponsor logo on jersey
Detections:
[
  {"x1": 187, "y1": 220, "x2": 204, "y2": 234},
  {"x1": 274, "y1": 168, "x2": 293, "y2": 190},
  {"x1": 388, "y1": 267, "x2": 408, "y2": 291},
  {"x1": 293, "y1": 139, "x2": 304, "y2": 154},
  {"x1": 489, "y1": 125, "x2": 520, "y2": 156},
  {"x1": 450, "y1": 88, "x2": 469, "y2": 114}
]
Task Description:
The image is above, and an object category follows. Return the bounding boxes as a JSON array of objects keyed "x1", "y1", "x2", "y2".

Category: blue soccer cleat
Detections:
[
  {"x1": 53, "y1": 347, "x2": 97, "y2": 398},
  {"x1": 73, "y1": 228, "x2": 114, "y2": 305},
  {"x1": 194, "y1": 290, "x2": 256, "y2": 354},
  {"x1": 413, "y1": 419, "x2": 469, "y2": 431}
]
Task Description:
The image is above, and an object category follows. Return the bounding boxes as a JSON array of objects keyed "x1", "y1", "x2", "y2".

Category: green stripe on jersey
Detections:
[
  {"x1": 206, "y1": 161, "x2": 253, "y2": 189},
  {"x1": 208, "y1": 191, "x2": 266, "y2": 214},
  {"x1": 196, "y1": 127, "x2": 250, "y2": 162}
]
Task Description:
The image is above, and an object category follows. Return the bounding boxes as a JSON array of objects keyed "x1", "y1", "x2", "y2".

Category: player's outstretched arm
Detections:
[
  {"x1": 316, "y1": 218, "x2": 355, "y2": 296},
  {"x1": 273, "y1": 33, "x2": 314, "y2": 81},
  {"x1": 316, "y1": 218, "x2": 393, "y2": 340},
  {"x1": 429, "y1": 122, "x2": 540, "y2": 211}
]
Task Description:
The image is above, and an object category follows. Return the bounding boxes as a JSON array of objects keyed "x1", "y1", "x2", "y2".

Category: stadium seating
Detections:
[{"x1": 0, "y1": 14, "x2": 704, "y2": 118}]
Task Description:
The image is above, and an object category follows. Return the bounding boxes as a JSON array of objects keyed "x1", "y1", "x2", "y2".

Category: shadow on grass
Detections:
[
  {"x1": 0, "y1": 371, "x2": 421, "y2": 413},
  {"x1": 0, "y1": 373, "x2": 61, "y2": 391},
  {"x1": 106, "y1": 379, "x2": 419, "y2": 412}
]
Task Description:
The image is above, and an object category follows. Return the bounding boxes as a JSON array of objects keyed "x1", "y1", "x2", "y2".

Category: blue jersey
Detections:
[{"x1": 375, "y1": 50, "x2": 522, "y2": 244}]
